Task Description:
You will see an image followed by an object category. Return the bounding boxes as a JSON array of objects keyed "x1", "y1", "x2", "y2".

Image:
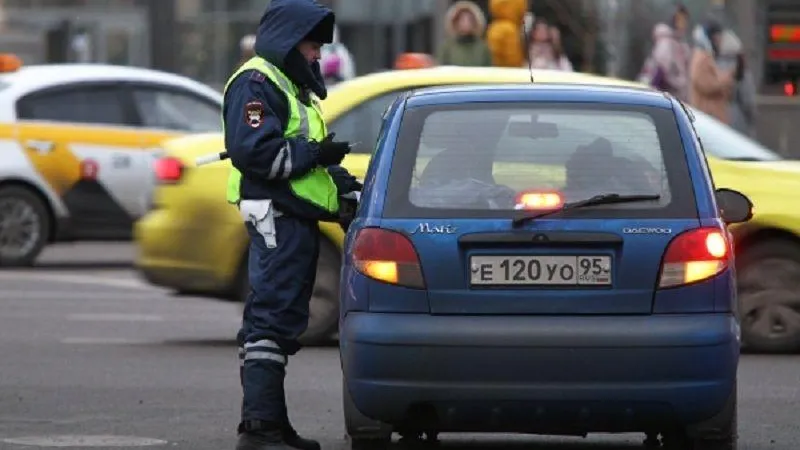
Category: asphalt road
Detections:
[{"x1": 0, "y1": 244, "x2": 797, "y2": 449}]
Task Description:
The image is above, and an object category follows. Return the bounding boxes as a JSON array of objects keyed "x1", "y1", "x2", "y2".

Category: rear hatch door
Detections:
[{"x1": 383, "y1": 100, "x2": 700, "y2": 315}]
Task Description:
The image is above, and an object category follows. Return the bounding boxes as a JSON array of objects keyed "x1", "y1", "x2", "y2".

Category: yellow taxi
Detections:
[
  {"x1": 0, "y1": 54, "x2": 222, "y2": 267},
  {"x1": 134, "y1": 66, "x2": 800, "y2": 352}
]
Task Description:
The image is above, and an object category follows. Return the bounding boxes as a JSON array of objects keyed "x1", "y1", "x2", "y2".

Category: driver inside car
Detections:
[{"x1": 414, "y1": 113, "x2": 515, "y2": 209}]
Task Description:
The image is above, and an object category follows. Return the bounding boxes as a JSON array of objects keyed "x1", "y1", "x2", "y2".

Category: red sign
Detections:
[{"x1": 771, "y1": 25, "x2": 800, "y2": 42}]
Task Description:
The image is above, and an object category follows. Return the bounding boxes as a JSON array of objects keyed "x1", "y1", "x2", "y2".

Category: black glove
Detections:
[
  {"x1": 328, "y1": 165, "x2": 362, "y2": 193},
  {"x1": 317, "y1": 133, "x2": 351, "y2": 167}
]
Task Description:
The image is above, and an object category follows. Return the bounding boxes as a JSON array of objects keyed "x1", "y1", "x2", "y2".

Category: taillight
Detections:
[
  {"x1": 154, "y1": 157, "x2": 184, "y2": 183},
  {"x1": 352, "y1": 228, "x2": 425, "y2": 289},
  {"x1": 658, "y1": 227, "x2": 730, "y2": 289}
]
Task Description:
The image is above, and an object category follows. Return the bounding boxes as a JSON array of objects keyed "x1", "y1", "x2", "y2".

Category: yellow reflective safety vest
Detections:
[{"x1": 224, "y1": 56, "x2": 339, "y2": 215}]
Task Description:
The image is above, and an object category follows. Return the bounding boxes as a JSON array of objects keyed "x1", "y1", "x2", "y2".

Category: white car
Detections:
[{"x1": 0, "y1": 55, "x2": 223, "y2": 266}]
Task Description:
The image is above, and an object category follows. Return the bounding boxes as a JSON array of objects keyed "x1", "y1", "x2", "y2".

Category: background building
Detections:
[{"x1": 0, "y1": 0, "x2": 798, "y2": 154}]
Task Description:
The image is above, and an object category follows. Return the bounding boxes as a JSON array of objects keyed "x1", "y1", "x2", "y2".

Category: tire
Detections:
[
  {"x1": 663, "y1": 380, "x2": 737, "y2": 450},
  {"x1": 234, "y1": 237, "x2": 341, "y2": 346},
  {"x1": 736, "y1": 239, "x2": 800, "y2": 353},
  {"x1": 343, "y1": 378, "x2": 392, "y2": 450},
  {"x1": 0, "y1": 186, "x2": 50, "y2": 267},
  {"x1": 300, "y1": 238, "x2": 341, "y2": 346}
]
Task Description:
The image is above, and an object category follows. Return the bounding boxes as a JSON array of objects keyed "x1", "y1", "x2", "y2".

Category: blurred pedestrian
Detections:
[
  {"x1": 715, "y1": 30, "x2": 757, "y2": 137},
  {"x1": 486, "y1": 0, "x2": 527, "y2": 67},
  {"x1": 320, "y1": 25, "x2": 355, "y2": 85},
  {"x1": 671, "y1": 4, "x2": 693, "y2": 91},
  {"x1": 525, "y1": 17, "x2": 570, "y2": 71},
  {"x1": 638, "y1": 23, "x2": 689, "y2": 101},
  {"x1": 436, "y1": 1, "x2": 493, "y2": 67},
  {"x1": 549, "y1": 26, "x2": 574, "y2": 72},
  {"x1": 689, "y1": 20, "x2": 736, "y2": 124},
  {"x1": 671, "y1": 4, "x2": 692, "y2": 50},
  {"x1": 239, "y1": 34, "x2": 256, "y2": 67}
]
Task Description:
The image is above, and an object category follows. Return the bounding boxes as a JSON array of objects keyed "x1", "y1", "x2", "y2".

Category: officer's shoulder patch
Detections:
[
  {"x1": 249, "y1": 71, "x2": 266, "y2": 83},
  {"x1": 244, "y1": 100, "x2": 265, "y2": 129}
]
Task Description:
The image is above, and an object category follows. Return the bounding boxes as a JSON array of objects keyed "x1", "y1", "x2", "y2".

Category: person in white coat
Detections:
[{"x1": 715, "y1": 29, "x2": 757, "y2": 137}]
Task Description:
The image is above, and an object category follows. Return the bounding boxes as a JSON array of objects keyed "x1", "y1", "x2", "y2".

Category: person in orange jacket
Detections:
[{"x1": 486, "y1": 0, "x2": 528, "y2": 67}]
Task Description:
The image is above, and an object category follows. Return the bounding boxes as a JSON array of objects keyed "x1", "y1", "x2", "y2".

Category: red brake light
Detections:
[
  {"x1": 515, "y1": 191, "x2": 564, "y2": 210},
  {"x1": 80, "y1": 159, "x2": 99, "y2": 180},
  {"x1": 352, "y1": 228, "x2": 425, "y2": 289},
  {"x1": 658, "y1": 227, "x2": 730, "y2": 289},
  {"x1": 154, "y1": 157, "x2": 184, "y2": 183}
]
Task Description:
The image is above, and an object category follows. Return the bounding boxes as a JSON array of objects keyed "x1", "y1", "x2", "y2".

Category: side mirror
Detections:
[{"x1": 715, "y1": 188, "x2": 753, "y2": 224}]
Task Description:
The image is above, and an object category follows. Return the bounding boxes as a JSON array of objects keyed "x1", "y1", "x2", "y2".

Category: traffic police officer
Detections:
[{"x1": 223, "y1": 1, "x2": 361, "y2": 449}]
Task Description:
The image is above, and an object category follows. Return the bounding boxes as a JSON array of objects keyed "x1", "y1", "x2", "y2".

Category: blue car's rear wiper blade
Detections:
[{"x1": 511, "y1": 193, "x2": 662, "y2": 226}]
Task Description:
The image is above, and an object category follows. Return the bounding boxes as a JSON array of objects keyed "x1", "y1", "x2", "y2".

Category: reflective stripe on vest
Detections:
[{"x1": 224, "y1": 57, "x2": 339, "y2": 215}]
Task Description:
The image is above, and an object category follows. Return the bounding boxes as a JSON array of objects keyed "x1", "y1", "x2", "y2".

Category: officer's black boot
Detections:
[
  {"x1": 282, "y1": 424, "x2": 321, "y2": 450},
  {"x1": 279, "y1": 377, "x2": 321, "y2": 450},
  {"x1": 236, "y1": 421, "x2": 295, "y2": 450}
]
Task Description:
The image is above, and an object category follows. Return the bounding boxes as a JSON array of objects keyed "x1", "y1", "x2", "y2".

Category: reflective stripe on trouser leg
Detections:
[
  {"x1": 241, "y1": 337, "x2": 287, "y2": 424},
  {"x1": 244, "y1": 339, "x2": 287, "y2": 365}
]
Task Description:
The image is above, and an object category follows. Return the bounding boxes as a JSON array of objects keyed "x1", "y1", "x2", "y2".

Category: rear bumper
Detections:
[{"x1": 341, "y1": 313, "x2": 739, "y2": 433}]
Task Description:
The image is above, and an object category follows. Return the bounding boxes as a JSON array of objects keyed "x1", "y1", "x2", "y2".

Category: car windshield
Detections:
[
  {"x1": 690, "y1": 109, "x2": 782, "y2": 161},
  {"x1": 385, "y1": 102, "x2": 698, "y2": 219}
]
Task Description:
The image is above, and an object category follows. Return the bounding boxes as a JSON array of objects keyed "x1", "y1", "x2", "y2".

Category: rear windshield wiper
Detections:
[{"x1": 511, "y1": 193, "x2": 662, "y2": 226}]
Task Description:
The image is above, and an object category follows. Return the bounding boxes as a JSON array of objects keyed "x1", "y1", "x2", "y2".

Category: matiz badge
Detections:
[
  {"x1": 411, "y1": 223, "x2": 457, "y2": 235},
  {"x1": 623, "y1": 227, "x2": 673, "y2": 234},
  {"x1": 245, "y1": 100, "x2": 265, "y2": 129}
]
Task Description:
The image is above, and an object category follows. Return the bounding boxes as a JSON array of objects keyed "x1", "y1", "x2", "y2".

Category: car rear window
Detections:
[{"x1": 384, "y1": 102, "x2": 698, "y2": 219}]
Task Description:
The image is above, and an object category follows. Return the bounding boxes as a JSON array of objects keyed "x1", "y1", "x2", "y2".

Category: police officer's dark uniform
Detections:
[{"x1": 223, "y1": 1, "x2": 362, "y2": 449}]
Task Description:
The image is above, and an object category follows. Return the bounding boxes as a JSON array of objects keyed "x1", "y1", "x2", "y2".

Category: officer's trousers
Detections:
[{"x1": 238, "y1": 216, "x2": 320, "y2": 426}]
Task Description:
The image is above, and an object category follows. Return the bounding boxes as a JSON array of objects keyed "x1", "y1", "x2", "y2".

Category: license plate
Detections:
[{"x1": 469, "y1": 255, "x2": 612, "y2": 286}]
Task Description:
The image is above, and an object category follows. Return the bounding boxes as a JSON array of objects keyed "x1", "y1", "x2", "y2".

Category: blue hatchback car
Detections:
[{"x1": 339, "y1": 84, "x2": 753, "y2": 450}]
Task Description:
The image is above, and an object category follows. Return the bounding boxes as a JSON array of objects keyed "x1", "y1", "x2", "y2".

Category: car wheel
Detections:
[
  {"x1": 234, "y1": 237, "x2": 341, "y2": 346},
  {"x1": 0, "y1": 186, "x2": 50, "y2": 267},
  {"x1": 662, "y1": 380, "x2": 737, "y2": 450},
  {"x1": 343, "y1": 378, "x2": 392, "y2": 450},
  {"x1": 737, "y1": 239, "x2": 800, "y2": 353},
  {"x1": 299, "y1": 238, "x2": 341, "y2": 346}
]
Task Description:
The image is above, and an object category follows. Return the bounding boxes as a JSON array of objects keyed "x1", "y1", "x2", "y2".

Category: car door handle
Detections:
[{"x1": 24, "y1": 140, "x2": 55, "y2": 154}]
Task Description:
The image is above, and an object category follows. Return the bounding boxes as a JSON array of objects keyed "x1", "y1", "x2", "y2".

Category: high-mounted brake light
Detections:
[
  {"x1": 658, "y1": 227, "x2": 730, "y2": 288},
  {"x1": 352, "y1": 228, "x2": 425, "y2": 289},
  {"x1": 154, "y1": 157, "x2": 184, "y2": 183},
  {"x1": 515, "y1": 191, "x2": 564, "y2": 210}
]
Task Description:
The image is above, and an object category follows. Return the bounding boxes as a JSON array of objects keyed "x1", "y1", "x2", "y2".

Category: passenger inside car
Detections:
[{"x1": 564, "y1": 137, "x2": 659, "y2": 198}]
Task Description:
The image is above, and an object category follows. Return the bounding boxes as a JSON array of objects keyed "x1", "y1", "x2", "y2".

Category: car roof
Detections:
[
  {"x1": 403, "y1": 83, "x2": 674, "y2": 109},
  {"x1": 0, "y1": 63, "x2": 223, "y2": 103},
  {"x1": 322, "y1": 66, "x2": 662, "y2": 119}
]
